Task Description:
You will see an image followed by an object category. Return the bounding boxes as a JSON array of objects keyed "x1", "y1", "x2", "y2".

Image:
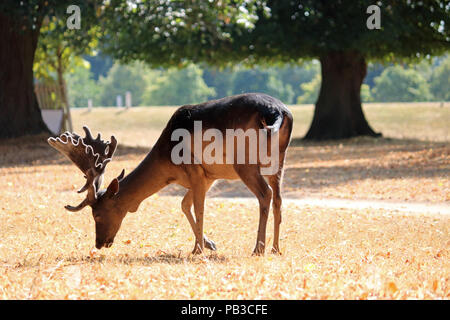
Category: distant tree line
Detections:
[{"x1": 65, "y1": 54, "x2": 448, "y2": 108}]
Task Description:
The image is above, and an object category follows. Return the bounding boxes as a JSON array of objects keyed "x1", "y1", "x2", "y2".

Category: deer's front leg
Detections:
[
  {"x1": 191, "y1": 186, "x2": 206, "y2": 255},
  {"x1": 181, "y1": 190, "x2": 216, "y2": 252},
  {"x1": 184, "y1": 171, "x2": 212, "y2": 255}
]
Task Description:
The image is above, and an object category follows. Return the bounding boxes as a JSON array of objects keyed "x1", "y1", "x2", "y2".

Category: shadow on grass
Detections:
[
  {"x1": 0, "y1": 133, "x2": 150, "y2": 169},
  {"x1": 1, "y1": 134, "x2": 448, "y2": 198},
  {"x1": 58, "y1": 252, "x2": 229, "y2": 266},
  {"x1": 159, "y1": 136, "x2": 449, "y2": 198},
  {"x1": 6, "y1": 252, "x2": 229, "y2": 269}
]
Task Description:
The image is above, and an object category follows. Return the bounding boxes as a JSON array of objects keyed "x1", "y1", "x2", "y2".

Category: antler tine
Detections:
[
  {"x1": 116, "y1": 169, "x2": 125, "y2": 181},
  {"x1": 65, "y1": 169, "x2": 98, "y2": 212},
  {"x1": 65, "y1": 197, "x2": 92, "y2": 212},
  {"x1": 82, "y1": 126, "x2": 94, "y2": 141},
  {"x1": 107, "y1": 136, "x2": 118, "y2": 158}
]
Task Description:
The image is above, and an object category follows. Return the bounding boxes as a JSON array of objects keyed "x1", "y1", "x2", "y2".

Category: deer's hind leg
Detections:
[
  {"x1": 235, "y1": 165, "x2": 272, "y2": 256},
  {"x1": 268, "y1": 173, "x2": 283, "y2": 255},
  {"x1": 181, "y1": 189, "x2": 216, "y2": 253},
  {"x1": 267, "y1": 151, "x2": 286, "y2": 255}
]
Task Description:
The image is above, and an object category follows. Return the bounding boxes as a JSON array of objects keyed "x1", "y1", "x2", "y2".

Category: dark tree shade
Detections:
[{"x1": 0, "y1": 1, "x2": 49, "y2": 137}]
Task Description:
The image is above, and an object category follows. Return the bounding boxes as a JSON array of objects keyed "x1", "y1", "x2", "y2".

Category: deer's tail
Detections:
[
  {"x1": 261, "y1": 107, "x2": 293, "y2": 153},
  {"x1": 263, "y1": 113, "x2": 284, "y2": 133}
]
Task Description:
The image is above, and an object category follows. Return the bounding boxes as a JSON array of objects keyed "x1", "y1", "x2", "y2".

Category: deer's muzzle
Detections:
[{"x1": 96, "y1": 239, "x2": 114, "y2": 249}]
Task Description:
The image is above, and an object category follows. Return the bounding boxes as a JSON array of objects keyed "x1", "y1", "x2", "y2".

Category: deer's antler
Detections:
[{"x1": 48, "y1": 126, "x2": 118, "y2": 211}]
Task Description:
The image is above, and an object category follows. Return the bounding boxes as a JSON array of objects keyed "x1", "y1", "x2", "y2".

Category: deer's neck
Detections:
[{"x1": 116, "y1": 146, "x2": 171, "y2": 213}]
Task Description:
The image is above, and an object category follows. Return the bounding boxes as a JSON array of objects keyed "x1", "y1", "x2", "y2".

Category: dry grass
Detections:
[
  {"x1": 0, "y1": 102, "x2": 449, "y2": 299},
  {"x1": 0, "y1": 191, "x2": 448, "y2": 299},
  {"x1": 71, "y1": 102, "x2": 450, "y2": 146}
]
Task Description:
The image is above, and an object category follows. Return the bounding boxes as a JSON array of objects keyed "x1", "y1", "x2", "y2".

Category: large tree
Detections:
[
  {"x1": 232, "y1": 1, "x2": 449, "y2": 139},
  {"x1": 0, "y1": 1, "x2": 49, "y2": 137}
]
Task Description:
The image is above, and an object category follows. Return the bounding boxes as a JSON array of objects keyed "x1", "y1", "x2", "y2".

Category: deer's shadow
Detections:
[{"x1": 62, "y1": 252, "x2": 229, "y2": 266}]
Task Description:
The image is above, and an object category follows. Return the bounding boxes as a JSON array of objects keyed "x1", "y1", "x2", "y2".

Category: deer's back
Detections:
[{"x1": 165, "y1": 93, "x2": 291, "y2": 133}]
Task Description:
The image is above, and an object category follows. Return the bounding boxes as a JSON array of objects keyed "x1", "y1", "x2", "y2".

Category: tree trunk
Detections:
[
  {"x1": 0, "y1": 13, "x2": 49, "y2": 138},
  {"x1": 304, "y1": 51, "x2": 381, "y2": 140},
  {"x1": 56, "y1": 48, "x2": 73, "y2": 132}
]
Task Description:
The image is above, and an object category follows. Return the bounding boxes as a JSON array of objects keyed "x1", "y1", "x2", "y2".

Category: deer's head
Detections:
[{"x1": 48, "y1": 126, "x2": 126, "y2": 249}]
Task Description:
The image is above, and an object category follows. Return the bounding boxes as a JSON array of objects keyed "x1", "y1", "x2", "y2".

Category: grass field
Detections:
[
  {"x1": 70, "y1": 102, "x2": 450, "y2": 147},
  {"x1": 0, "y1": 102, "x2": 449, "y2": 299}
]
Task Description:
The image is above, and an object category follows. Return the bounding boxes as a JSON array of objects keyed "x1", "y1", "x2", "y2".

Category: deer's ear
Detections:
[{"x1": 105, "y1": 178, "x2": 119, "y2": 198}]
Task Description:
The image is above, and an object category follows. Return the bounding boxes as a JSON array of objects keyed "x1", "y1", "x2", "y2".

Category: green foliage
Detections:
[
  {"x1": 230, "y1": 68, "x2": 293, "y2": 103},
  {"x1": 202, "y1": 67, "x2": 236, "y2": 98},
  {"x1": 202, "y1": 62, "x2": 320, "y2": 103},
  {"x1": 18, "y1": 0, "x2": 450, "y2": 107},
  {"x1": 33, "y1": 3, "x2": 100, "y2": 81},
  {"x1": 361, "y1": 84, "x2": 373, "y2": 103},
  {"x1": 143, "y1": 65, "x2": 216, "y2": 106},
  {"x1": 95, "y1": 1, "x2": 448, "y2": 67},
  {"x1": 277, "y1": 62, "x2": 320, "y2": 97},
  {"x1": 66, "y1": 55, "x2": 447, "y2": 108},
  {"x1": 0, "y1": 0, "x2": 65, "y2": 30},
  {"x1": 66, "y1": 64, "x2": 101, "y2": 108},
  {"x1": 266, "y1": 76, "x2": 295, "y2": 104},
  {"x1": 8, "y1": 0, "x2": 450, "y2": 102},
  {"x1": 99, "y1": 0, "x2": 262, "y2": 67},
  {"x1": 297, "y1": 74, "x2": 321, "y2": 104},
  {"x1": 98, "y1": 63, "x2": 147, "y2": 107},
  {"x1": 372, "y1": 66, "x2": 432, "y2": 102},
  {"x1": 430, "y1": 56, "x2": 450, "y2": 101},
  {"x1": 297, "y1": 74, "x2": 373, "y2": 104},
  {"x1": 84, "y1": 54, "x2": 114, "y2": 81},
  {"x1": 232, "y1": 1, "x2": 449, "y2": 64}
]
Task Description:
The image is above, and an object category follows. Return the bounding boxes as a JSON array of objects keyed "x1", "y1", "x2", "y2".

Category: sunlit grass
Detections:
[
  {"x1": 71, "y1": 102, "x2": 449, "y2": 147},
  {"x1": 0, "y1": 102, "x2": 448, "y2": 299},
  {"x1": 0, "y1": 190, "x2": 448, "y2": 299}
]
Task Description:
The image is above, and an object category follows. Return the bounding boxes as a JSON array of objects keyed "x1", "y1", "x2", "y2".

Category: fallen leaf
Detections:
[{"x1": 386, "y1": 282, "x2": 398, "y2": 294}]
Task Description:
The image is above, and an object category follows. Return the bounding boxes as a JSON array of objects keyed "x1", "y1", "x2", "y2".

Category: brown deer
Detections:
[{"x1": 48, "y1": 93, "x2": 293, "y2": 255}]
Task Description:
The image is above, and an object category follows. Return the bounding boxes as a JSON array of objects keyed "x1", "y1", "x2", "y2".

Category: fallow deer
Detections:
[{"x1": 48, "y1": 93, "x2": 293, "y2": 255}]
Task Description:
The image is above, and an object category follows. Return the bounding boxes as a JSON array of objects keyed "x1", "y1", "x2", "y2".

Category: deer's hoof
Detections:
[
  {"x1": 191, "y1": 243, "x2": 204, "y2": 255},
  {"x1": 204, "y1": 236, "x2": 217, "y2": 251},
  {"x1": 252, "y1": 242, "x2": 265, "y2": 256},
  {"x1": 252, "y1": 250, "x2": 264, "y2": 256},
  {"x1": 191, "y1": 248, "x2": 203, "y2": 255},
  {"x1": 271, "y1": 247, "x2": 282, "y2": 255}
]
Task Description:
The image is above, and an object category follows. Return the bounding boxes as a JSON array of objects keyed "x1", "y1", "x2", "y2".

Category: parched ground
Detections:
[{"x1": 0, "y1": 103, "x2": 448, "y2": 299}]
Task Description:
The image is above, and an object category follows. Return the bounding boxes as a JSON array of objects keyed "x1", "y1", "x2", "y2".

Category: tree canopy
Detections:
[{"x1": 98, "y1": 1, "x2": 449, "y2": 66}]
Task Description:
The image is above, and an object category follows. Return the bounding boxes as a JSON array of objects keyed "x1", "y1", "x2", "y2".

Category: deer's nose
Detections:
[{"x1": 95, "y1": 240, "x2": 104, "y2": 249}]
